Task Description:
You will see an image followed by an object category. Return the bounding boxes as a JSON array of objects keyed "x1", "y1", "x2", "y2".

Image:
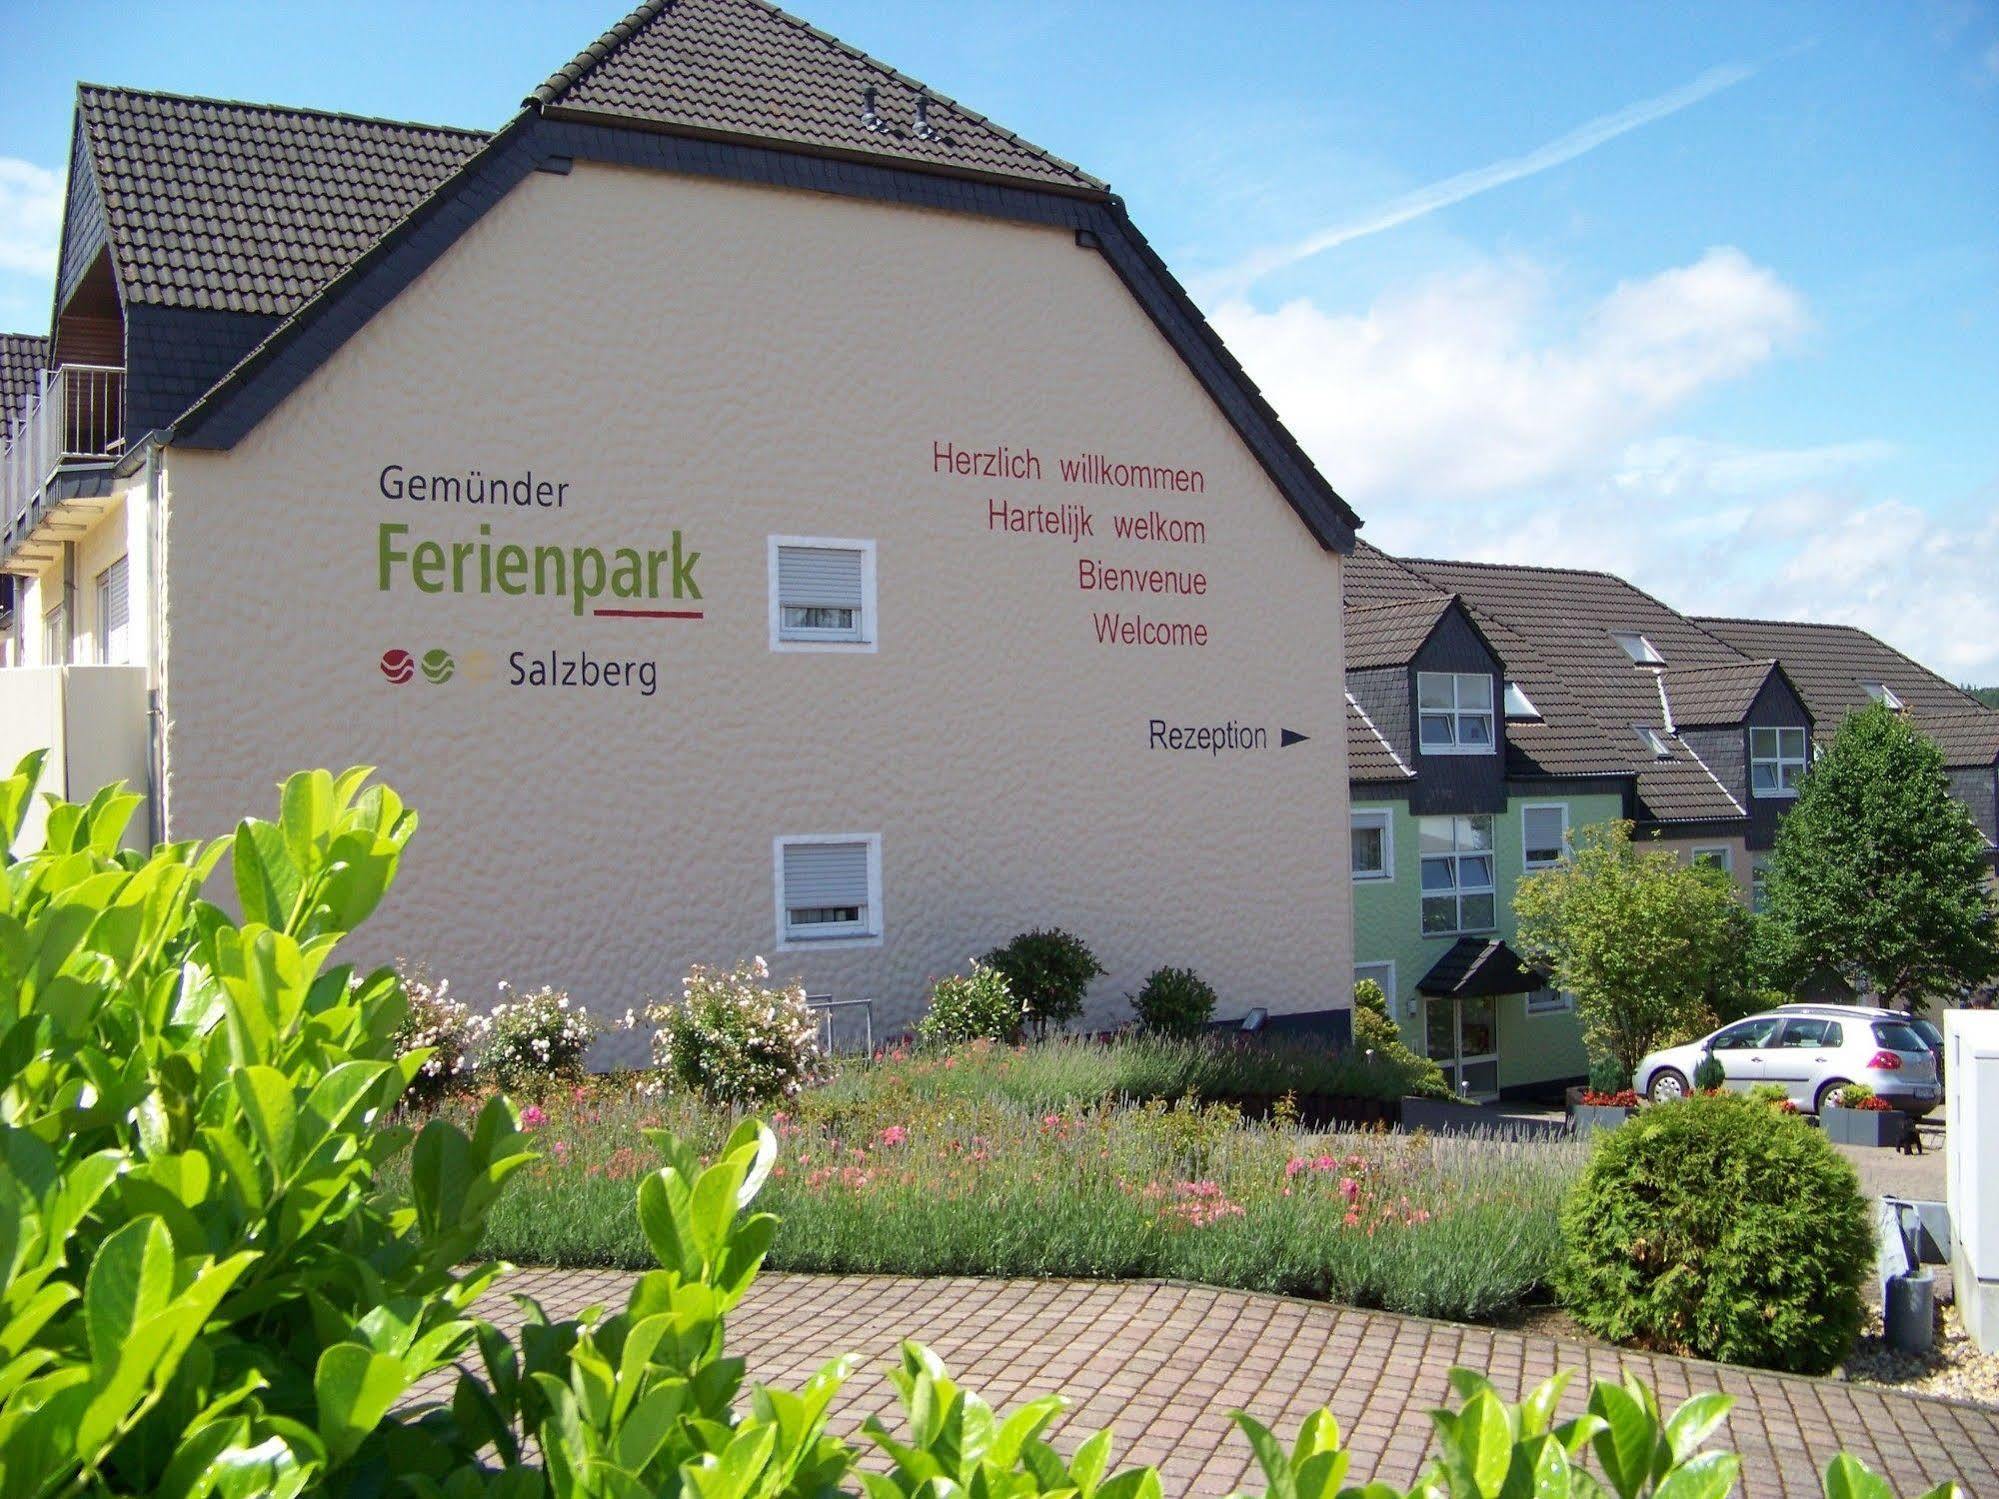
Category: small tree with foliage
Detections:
[
  {"x1": 1130, "y1": 965, "x2": 1217, "y2": 1037},
  {"x1": 1761, "y1": 703, "x2": 1999, "y2": 1009},
  {"x1": 1515, "y1": 821, "x2": 1753, "y2": 1080},
  {"x1": 1352, "y1": 978, "x2": 1449, "y2": 1098},
  {"x1": 982, "y1": 928, "x2": 1105, "y2": 1036}
]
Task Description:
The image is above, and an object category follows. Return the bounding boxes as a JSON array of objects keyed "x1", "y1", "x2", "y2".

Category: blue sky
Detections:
[{"x1": 3, "y1": 0, "x2": 1996, "y2": 678}]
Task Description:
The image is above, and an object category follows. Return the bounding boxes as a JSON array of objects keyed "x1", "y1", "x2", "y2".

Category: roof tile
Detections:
[{"x1": 531, "y1": 0, "x2": 1102, "y2": 194}]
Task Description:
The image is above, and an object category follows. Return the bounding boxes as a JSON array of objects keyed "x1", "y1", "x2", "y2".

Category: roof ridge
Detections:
[
  {"x1": 76, "y1": 81, "x2": 489, "y2": 140},
  {"x1": 1345, "y1": 593, "x2": 1452, "y2": 616},
  {"x1": 1665, "y1": 656, "x2": 1776, "y2": 675},
  {"x1": 529, "y1": 0, "x2": 1101, "y2": 190},
  {"x1": 1691, "y1": 612, "x2": 1871, "y2": 632},
  {"x1": 1399, "y1": 553, "x2": 1626, "y2": 584}
]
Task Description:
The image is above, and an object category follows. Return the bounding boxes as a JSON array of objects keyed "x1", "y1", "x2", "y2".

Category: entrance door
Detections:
[{"x1": 1426, "y1": 995, "x2": 1500, "y2": 1100}]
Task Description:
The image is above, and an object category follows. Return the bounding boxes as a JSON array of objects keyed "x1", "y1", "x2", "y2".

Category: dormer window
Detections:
[
  {"x1": 1634, "y1": 725, "x2": 1673, "y2": 759},
  {"x1": 1612, "y1": 632, "x2": 1665, "y2": 666},
  {"x1": 1864, "y1": 682, "x2": 1904, "y2": 711},
  {"x1": 1503, "y1": 681, "x2": 1541, "y2": 722},
  {"x1": 1417, "y1": 672, "x2": 1495, "y2": 755},
  {"x1": 1750, "y1": 727, "x2": 1808, "y2": 797}
]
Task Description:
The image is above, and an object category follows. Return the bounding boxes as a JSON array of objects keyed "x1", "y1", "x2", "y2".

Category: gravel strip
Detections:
[{"x1": 1843, "y1": 1305, "x2": 1999, "y2": 1409}]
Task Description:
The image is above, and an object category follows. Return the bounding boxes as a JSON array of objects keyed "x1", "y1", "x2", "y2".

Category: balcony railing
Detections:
[{"x1": 2, "y1": 365, "x2": 125, "y2": 540}]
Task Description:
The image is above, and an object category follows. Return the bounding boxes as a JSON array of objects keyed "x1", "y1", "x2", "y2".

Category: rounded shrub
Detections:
[
  {"x1": 1691, "y1": 1050, "x2": 1727, "y2": 1091},
  {"x1": 480, "y1": 983, "x2": 598, "y2": 1095},
  {"x1": 1352, "y1": 979, "x2": 1449, "y2": 1099},
  {"x1": 918, "y1": 960, "x2": 1023, "y2": 1046},
  {"x1": 1130, "y1": 965, "x2": 1217, "y2": 1037},
  {"x1": 393, "y1": 964, "x2": 482, "y2": 1108},
  {"x1": 982, "y1": 928, "x2": 1105, "y2": 1035},
  {"x1": 1557, "y1": 1092, "x2": 1871, "y2": 1373}
]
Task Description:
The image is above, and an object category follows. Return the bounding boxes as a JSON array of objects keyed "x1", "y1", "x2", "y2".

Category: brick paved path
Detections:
[{"x1": 420, "y1": 1271, "x2": 1999, "y2": 1498}]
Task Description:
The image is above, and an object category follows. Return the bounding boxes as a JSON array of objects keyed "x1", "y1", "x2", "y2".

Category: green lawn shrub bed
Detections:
[{"x1": 393, "y1": 1075, "x2": 1582, "y2": 1324}]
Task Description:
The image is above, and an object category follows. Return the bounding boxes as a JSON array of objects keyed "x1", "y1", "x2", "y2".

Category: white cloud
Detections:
[
  {"x1": 1212, "y1": 246, "x2": 1809, "y2": 499},
  {"x1": 0, "y1": 158, "x2": 62, "y2": 281},
  {"x1": 1200, "y1": 63, "x2": 1755, "y2": 298}
]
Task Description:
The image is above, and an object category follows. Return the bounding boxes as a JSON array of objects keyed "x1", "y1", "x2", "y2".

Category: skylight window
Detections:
[
  {"x1": 1634, "y1": 725, "x2": 1673, "y2": 759},
  {"x1": 1503, "y1": 681, "x2": 1541, "y2": 721},
  {"x1": 1864, "y1": 681, "x2": 1905, "y2": 711},
  {"x1": 1612, "y1": 632, "x2": 1665, "y2": 666}
]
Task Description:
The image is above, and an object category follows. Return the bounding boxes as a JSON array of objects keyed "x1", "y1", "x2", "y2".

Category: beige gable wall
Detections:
[{"x1": 158, "y1": 161, "x2": 1351, "y2": 1045}]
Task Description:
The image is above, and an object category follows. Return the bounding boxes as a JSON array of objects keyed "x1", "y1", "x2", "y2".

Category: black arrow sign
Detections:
[{"x1": 1280, "y1": 729, "x2": 1310, "y2": 748}]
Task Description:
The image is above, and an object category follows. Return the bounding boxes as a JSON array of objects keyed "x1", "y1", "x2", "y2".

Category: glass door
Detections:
[{"x1": 1425, "y1": 996, "x2": 1501, "y2": 1100}]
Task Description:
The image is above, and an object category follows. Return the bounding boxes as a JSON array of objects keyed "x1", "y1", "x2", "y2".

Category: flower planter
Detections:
[
  {"x1": 1822, "y1": 1105, "x2": 1907, "y2": 1148},
  {"x1": 1570, "y1": 1103, "x2": 1635, "y2": 1134}
]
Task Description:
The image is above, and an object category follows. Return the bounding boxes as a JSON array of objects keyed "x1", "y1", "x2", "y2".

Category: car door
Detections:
[
  {"x1": 1767, "y1": 1017, "x2": 1840, "y2": 1105},
  {"x1": 1706, "y1": 1015, "x2": 1784, "y2": 1089}
]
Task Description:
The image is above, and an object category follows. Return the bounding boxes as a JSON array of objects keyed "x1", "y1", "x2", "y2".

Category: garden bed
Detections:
[{"x1": 390, "y1": 1054, "x2": 1586, "y2": 1326}]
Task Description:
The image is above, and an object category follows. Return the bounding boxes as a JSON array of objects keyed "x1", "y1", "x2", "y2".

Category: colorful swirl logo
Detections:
[
  {"x1": 420, "y1": 648, "x2": 456, "y2": 684},
  {"x1": 379, "y1": 649, "x2": 415, "y2": 684}
]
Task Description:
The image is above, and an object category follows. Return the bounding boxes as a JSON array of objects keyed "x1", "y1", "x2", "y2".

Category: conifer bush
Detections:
[
  {"x1": 1557, "y1": 1092, "x2": 1873, "y2": 1374},
  {"x1": 1130, "y1": 965, "x2": 1217, "y2": 1037}
]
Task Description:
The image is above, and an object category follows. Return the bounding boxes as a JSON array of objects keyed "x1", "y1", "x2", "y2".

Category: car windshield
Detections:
[{"x1": 1873, "y1": 1021, "x2": 1927, "y2": 1052}]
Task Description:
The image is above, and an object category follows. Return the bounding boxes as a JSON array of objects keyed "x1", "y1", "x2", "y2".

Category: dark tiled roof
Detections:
[
  {"x1": 1346, "y1": 694, "x2": 1413, "y2": 782},
  {"x1": 1398, "y1": 557, "x2": 1751, "y2": 822},
  {"x1": 75, "y1": 85, "x2": 489, "y2": 315},
  {"x1": 0, "y1": 335, "x2": 49, "y2": 421},
  {"x1": 1344, "y1": 539, "x2": 1442, "y2": 605},
  {"x1": 1695, "y1": 616, "x2": 1994, "y2": 766},
  {"x1": 1344, "y1": 595, "x2": 1453, "y2": 669},
  {"x1": 1661, "y1": 659, "x2": 1779, "y2": 728},
  {"x1": 1922, "y1": 710, "x2": 1999, "y2": 768},
  {"x1": 1417, "y1": 938, "x2": 1544, "y2": 998},
  {"x1": 532, "y1": 0, "x2": 1103, "y2": 194}
]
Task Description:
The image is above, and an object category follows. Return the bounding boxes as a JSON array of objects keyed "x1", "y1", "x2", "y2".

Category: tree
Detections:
[
  {"x1": 1513, "y1": 820, "x2": 1754, "y2": 1081},
  {"x1": 1761, "y1": 702, "x2": 1999, "y2": 1008}
]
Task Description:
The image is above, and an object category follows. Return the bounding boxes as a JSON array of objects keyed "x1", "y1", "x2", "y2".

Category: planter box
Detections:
[
  {"x1": 1570, "y1": 1103, "x2": 1635, "y2": 1134},
  {"x1": 1823, "y1": 1105, "x2": 1908, "y2": 1148}
]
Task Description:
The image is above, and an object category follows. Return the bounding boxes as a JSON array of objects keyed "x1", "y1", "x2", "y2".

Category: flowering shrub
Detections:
[
  {"x1": 1578, "y1": 1089, "x2": 1641, "y2": 1108},
  {"x1": 1835, "y1": 1084, "x2": 1892, "y2": 1112},
  {"x1": 918, "y1": 959, "x2": 1024, "y2": 1045},
  {"x1": 393, "y1": 963, "x2": 484, "y2": 1106},
  {"x1": 480, "y1": 982, "x2": 598, "y2": 1093},
  {"x1": 649, "y1": 956, "x2": 821, "y2": 1105},
  {"x1": 1748, "y1": 1081, "x2": 1802, "y2": 1114}
]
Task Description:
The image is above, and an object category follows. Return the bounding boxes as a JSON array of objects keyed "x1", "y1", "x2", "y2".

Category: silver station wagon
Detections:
[{"x1": 1635, "y1": 1003, "x2": 1942, "y2": 1116}]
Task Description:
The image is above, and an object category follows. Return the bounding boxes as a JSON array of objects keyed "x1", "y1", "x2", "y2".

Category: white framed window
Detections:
[
  {"x1": 1749, "y1": 726, "x2": 1807, "y2": 797},
  {"x1": 1521, "y1": 803, "x2": 1568, "y2": 869},
  {"x1": 1750, "y1": 856, "x2": 1770, "y2": 914},
  {"x1": 1503, "y1": 680, "x2": 1541, "y2": 721},
  {"x1": 96, "y1": 557, "x2": 130, "y2": 665},
  {"x1": 1690, "y1": 845, "x2": 1733, "y2": 873},
  {"x1": 1863, "y1": 681, "x2": 1904, "y2": 711},
  {"x1": 42, "y1": 601, "x2": 68, "y2": 666},
  {"x1": 1416, "y1": 672, "x2": 1495, "y2": 755},
  {"x1": 773, "y1": 834, "x2": 882, "y2": 949},
  {"x1": 1634, "y1": 725, "x2": 1672, "y2": 759},
  {"x1": 1350, "y1": 809, "x2": 1394, "y2": 881},
  {"x1": 1355, "y1": 960, "x2": 1397, "y2": 1015},
  {"x1": 1611, "y1": 631, "x2": 1665, "y2": 665},
  {"x1": 1420, "y1": 814, "x2": 1496, "y2": 935},
  {"x1": 1525, "y1": 986, "x2": 1572, "y2": 1016},
  {"x1": 768, "y1": 537, "x2": 876, "y2": 652}
]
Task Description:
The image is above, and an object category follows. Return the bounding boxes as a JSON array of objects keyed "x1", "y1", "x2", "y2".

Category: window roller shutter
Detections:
[
  {"x1": 784, "y1": 842, "x2": 869, "y2": 908},
  {"x1": 778, "y1": 547, "x2": 864, "y2": 609}
]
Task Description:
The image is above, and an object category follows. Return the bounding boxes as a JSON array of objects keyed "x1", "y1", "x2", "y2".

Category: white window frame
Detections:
[
  {"x1": 1415, "y1": 672, "x2": 1496, "y2": 757},
  {"x1": 96, "y1": 556, "x2": 130, "y2": 666},
  {"x1": 1354, "y1": 960, "x2": 1398, "y2": 1017},
  {"x1": 1520, "y1": 803, "x2": 1569, "y2": 870},
  {"x1": 768, "y1": 536, "x2": 877, "y2": 654},
  {"x1": 42, "y1": 601, "x2": 68, "y2": 666},
  {"x1": 1525, "y1": 986, "x2": 1572, "y2": 1016},
  {"x1": 1863, "y1": 681, "x2": 1904, "y2": 711},
  {"x1": 1350, "y1": 808, "x2": 1394, "y2": 882},
  {"x1": 1419, "y1": 814, "x2": 1497, "y2": 936},
  {"x1": 1503, "y1": 680, "x2": 1541, "y2": 721},
  {"x1": 1611, "y1": 631, "x2": 1665, "y2": 665},
  {"x1": 773, "y1": 833, "x2": 883, "y2": 951},
  {"x1": 1749, "y1": 726, "x2": 1807, "y2": 799},
  {"x1": 1750, "y1": 856, "x2": 1771, "y2": 914},
  {"x1": 1690, "y1": 845, "x2": 1733, "y2": 873}
]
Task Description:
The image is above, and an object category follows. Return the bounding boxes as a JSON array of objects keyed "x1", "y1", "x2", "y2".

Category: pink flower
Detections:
[
  {"x1": 879, "y1": 1125, "x2": 908, "y2": 1146},
  {"x1": 520, "y1": 1104, "x2": 548, "y2": 1129},
  {"x1": 1339, "y1": 1178, "x2": 1360, "y2": 1203}
]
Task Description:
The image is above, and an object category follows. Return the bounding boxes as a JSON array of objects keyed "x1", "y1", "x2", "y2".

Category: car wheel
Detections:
[
  {"x1": 1813, "y1": 1078, "x2": 1851, "y2": 1117},
  {"x1": 1648, "y1": 1068, "x2": 1688, "y2": 1103}
]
